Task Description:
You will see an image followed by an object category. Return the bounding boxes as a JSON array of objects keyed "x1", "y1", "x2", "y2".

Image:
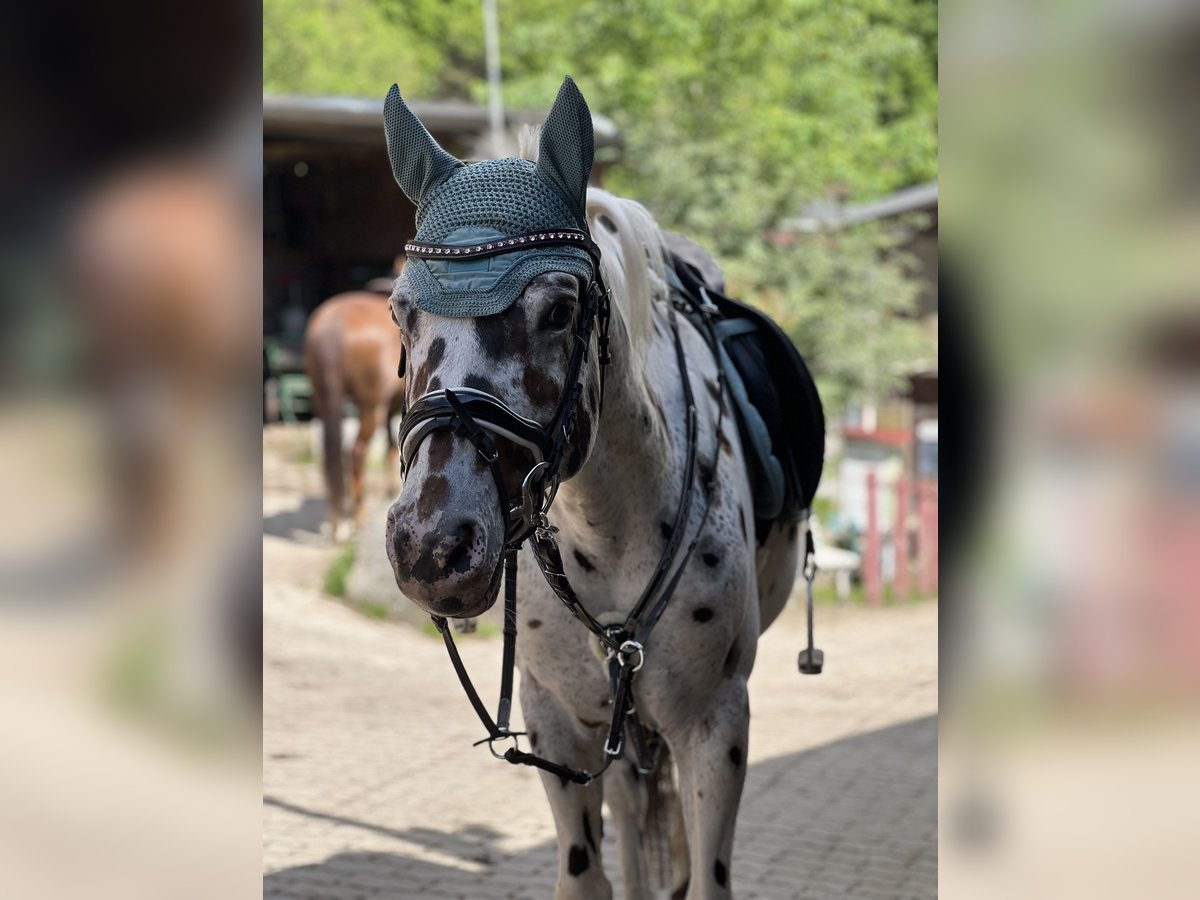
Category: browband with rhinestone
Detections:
[{"x1": 404, "y1": 228, "x2": 601, "y2": 265}]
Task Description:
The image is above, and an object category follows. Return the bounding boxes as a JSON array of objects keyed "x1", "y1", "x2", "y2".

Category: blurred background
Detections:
[
  {"x1": 261, "y1": 2, "x2": 941, "y2": 898},
  {"x1": 1, "y1": 0, "x2": 1196, "y2": 895},
  {"x1": 0, "y1": 2, "x2": 262, "y2": 898},
  {"x1": 941, "y1": 1, "x2": 1200, "y2": 897},
  {"x1": 263, "y1": 0, "x2": 939, "y2": 580}
]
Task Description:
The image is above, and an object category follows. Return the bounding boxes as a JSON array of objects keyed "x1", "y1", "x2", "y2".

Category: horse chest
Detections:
[{"x1": 513, "y1": 523, "x2": 753, "y2": 727}]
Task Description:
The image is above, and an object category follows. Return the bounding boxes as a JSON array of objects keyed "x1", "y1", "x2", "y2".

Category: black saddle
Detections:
[{"x1": 668, "y1": 253, "x2": 825, "y2": 534}]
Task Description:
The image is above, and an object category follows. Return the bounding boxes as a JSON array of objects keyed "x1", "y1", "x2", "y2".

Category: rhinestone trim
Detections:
[{"x1": 404, "y1": 229, "x2": 593, "y2": 261}]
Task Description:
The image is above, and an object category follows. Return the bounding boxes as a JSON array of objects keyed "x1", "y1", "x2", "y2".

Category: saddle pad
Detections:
[{"x1": 669, "y1": 254, "x2": 826, "y2": 527}]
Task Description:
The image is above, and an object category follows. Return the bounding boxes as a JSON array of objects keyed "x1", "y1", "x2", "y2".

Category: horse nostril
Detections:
[{"x1": 443, "y1": 519, "x2": 479, "y2": 574}]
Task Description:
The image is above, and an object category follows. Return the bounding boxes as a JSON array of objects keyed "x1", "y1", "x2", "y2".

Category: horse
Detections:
[
  {"x1": 304, "y1": 291, "x2": 405, "y2": 541},
  {"x1": 383, "y1": 79, "x2": 801, "y2": 900}
]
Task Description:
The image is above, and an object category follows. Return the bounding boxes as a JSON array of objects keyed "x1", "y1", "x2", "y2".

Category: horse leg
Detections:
[
  {"x1": 384, "y1": 418, "x2": 400, "y2": 498},
  {"x1": 664, "y1": 766, "x2": 691, "y2": 899},
  {"x1": 351, "y1": 403, "x2": 384, "y2": 530},
  {"x1": 520, "y1": 673, "x2": 614, "y2": 900},
  {"x1": 385, "y1": 396, "x2": 403, "y2": 497},
  {"x1": 601, "y1": 760, "x2": 651, "y2": 900},
  {"x1": 306, "y1": 341, "x2": 345, "y2": 543},
  {"x1": 385, "y1": 440, "x2": 400, "y2": 497},
  {"x1": 603, "y1": 747, "x2": 690, "y2": 900},
  {"x1": 671, "y1": 675, "x2": 750, "y2": 900}
]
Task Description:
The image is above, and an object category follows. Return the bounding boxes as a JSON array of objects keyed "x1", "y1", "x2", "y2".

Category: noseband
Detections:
[{"x1": 396, "y1": 229, "x2": 611, "y2": 547}]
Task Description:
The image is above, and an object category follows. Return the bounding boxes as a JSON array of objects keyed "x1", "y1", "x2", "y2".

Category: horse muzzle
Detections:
[{"x1": 385, "y1": 486, "x2": 506, "y2": 620}]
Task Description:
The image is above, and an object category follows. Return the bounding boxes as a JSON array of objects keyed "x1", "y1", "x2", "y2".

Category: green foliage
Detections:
[
  {"x1": 263, "y1": 0, "x2": 937, "y2": 409},
  {"x1": 356, "y1": 599, "x2": 391, "y2": 620},
  {"x1": 419, "y1": 619, "x2": 501, "y2": 639},
  {"x1": 323, "y1": 544, "x2": 356, "y2": 597},
  {"x1": 265, "y1": 0, "x2": 411, "y2": 97},
  {"x1": 724, "y1": 223, "x2": 932, "y2": 413}
]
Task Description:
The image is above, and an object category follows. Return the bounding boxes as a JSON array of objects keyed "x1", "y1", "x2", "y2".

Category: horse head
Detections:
[{"x1": 383, "y1": 78, "x2": 605, "y2": 619}]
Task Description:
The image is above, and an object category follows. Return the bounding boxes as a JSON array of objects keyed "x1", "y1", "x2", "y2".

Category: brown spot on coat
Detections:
[
  {"x1": 572, "y1": 549, "x2": 596, "y2": 572},
  {"x1": 427, "y1": 433, "x2": 453, "y2": 471},
  {"x1": 417, "y1": 475, "x2": 449, "y2": 520},
  {"x1": 409, "y1": 337, "x2": 445, "y2": 397},
  {"x1": 463, "y1": 372, "x2": 497, "y2": 394},
  {"x1": 522, "y1": 366, "x2": 559, "y2": 406},
  {"x1": 475, "y1": 302, "x2": 529, "y2": 360}
]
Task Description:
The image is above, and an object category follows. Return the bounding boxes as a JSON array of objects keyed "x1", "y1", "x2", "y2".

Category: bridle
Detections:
[
  {"x1": 395, "y1": 226, "x2": 724, "y2": 786},
  {"x1": 397, "y1": 229, "x2": 611, "y2": 548}
]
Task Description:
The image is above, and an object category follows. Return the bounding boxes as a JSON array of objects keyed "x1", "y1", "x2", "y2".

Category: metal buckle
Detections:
[
  {"x1": 617, "y1": 639, "x2": 645, "y2": 672},
  {"x1": 604, "y1": 735, "x2": 624, "y2": 757},
  {"x1": 474, "y1": 731, "x2": 523, "y2": 760},
  {"x1": 520, "y1": 463, "x2": 561, "y2": 540}
]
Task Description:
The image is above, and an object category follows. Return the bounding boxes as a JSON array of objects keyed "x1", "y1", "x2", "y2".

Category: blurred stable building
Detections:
[{"x1": 263, "y1": 94, "x2": 621, "y2": 415}]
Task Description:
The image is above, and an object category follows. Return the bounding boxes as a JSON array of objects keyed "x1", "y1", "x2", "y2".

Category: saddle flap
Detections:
[{"x1": 670, "y1": 254, "x2": 826, "y2": 526}]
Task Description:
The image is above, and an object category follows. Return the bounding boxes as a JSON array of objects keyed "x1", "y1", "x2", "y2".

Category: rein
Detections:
[{"x1": 396, "y1": 230, "x2": 726, "y2": 786}]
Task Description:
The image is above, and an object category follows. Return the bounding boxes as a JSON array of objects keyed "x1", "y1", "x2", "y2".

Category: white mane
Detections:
[
  {"x1": 585, "y1": 188, "x2": 667, "y2": 366},
  {"x1": 518, "y1": 128, "x2": 666, "y2": 366}
]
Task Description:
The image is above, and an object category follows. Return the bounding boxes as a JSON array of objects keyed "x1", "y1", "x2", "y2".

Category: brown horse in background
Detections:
[{"x1": 304, "y1": 291, "x2": 404, "y2": 541}]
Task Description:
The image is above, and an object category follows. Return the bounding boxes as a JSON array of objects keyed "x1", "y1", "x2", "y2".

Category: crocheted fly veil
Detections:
[{"x1": 384, "y1": 78, "x2": 596, "y2": 317}]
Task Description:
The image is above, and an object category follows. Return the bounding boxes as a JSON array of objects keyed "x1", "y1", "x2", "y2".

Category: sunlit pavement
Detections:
[{"x1": 263, "y1": 430, "x2": 936, "y2": 899}]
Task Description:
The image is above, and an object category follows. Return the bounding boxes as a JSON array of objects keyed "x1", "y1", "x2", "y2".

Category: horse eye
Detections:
[{"x1": 543, "y1": 301, "x2": 574, "y2": 330}]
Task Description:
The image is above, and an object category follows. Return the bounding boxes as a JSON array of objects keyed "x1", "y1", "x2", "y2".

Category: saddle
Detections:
[{"x1": 668, "y1": 253, "x2": 825, "y2": 534}]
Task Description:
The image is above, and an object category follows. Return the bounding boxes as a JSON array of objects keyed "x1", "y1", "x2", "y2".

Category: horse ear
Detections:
[
  {"x1": 383, "y1": 84, "x2": 463, "y2": 205},
  {"x1": 537, "y1": 77, "x2": 594, "y2": 220}
]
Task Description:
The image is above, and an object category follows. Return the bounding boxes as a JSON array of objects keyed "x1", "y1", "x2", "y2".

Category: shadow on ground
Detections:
[
  {"x1": 264, "y1": 715, "x2": 936, "y2": 899},
  {"x1": 264, "y1": 496, "x2": 328, "y2": 541}
]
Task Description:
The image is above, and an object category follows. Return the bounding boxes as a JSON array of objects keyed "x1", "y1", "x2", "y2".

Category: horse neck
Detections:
[{"x1": 554, "y1": 306, "x2": 675, "y2": 542}]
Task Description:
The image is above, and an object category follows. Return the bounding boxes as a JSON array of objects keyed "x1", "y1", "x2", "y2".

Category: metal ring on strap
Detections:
[{"x1": 617, "y1": 639, "x2": 645, "y2": 672}]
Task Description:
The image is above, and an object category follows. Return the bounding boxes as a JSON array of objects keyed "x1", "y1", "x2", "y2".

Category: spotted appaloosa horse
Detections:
[
  {"x1": 305, "y1": 292, "x2": 405, "y2": 541},
  {"x1": 386, "y1": 192, "x2": 801, "y2": 898},
  {"x1": 384, "y1": 103, "x2": 800, "y2": 900}
]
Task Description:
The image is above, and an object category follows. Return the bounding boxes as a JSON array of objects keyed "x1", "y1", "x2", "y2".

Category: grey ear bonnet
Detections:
[{"x1": 384, "y1": 77, "x2": 596, "y2": 318}]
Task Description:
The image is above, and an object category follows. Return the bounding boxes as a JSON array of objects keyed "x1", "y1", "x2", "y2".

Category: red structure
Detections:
[
  {"x1": 864, "y1": 471, "x2": 882, "y2": 606},
  {"x1": 894, "y1": 477, "x2": 912, "y2": 600},
  {"x1": 917, "y1": 481, "x2": 939, "y2": 595},
  {"x1": 857, "y1": 474, "x2": 937, "y2": 602}
]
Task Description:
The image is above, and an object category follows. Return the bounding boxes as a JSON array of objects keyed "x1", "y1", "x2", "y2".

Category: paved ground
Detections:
[{"x1": 263, "y1": 425, "x2": 937, "y2": 899}]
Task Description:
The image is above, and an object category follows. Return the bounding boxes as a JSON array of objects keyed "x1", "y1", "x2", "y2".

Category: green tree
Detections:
[{"x1": 263, "y1": 0, "x2": 938, "y2": 412}]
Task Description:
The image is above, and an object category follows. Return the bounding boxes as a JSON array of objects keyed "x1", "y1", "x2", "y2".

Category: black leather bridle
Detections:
[
  {"x1": 397, "y1": 230, "x2": 611, "y2": 548},
  {"x1": 396, "y1": 227, "x2": 724, "y2": 785}
]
